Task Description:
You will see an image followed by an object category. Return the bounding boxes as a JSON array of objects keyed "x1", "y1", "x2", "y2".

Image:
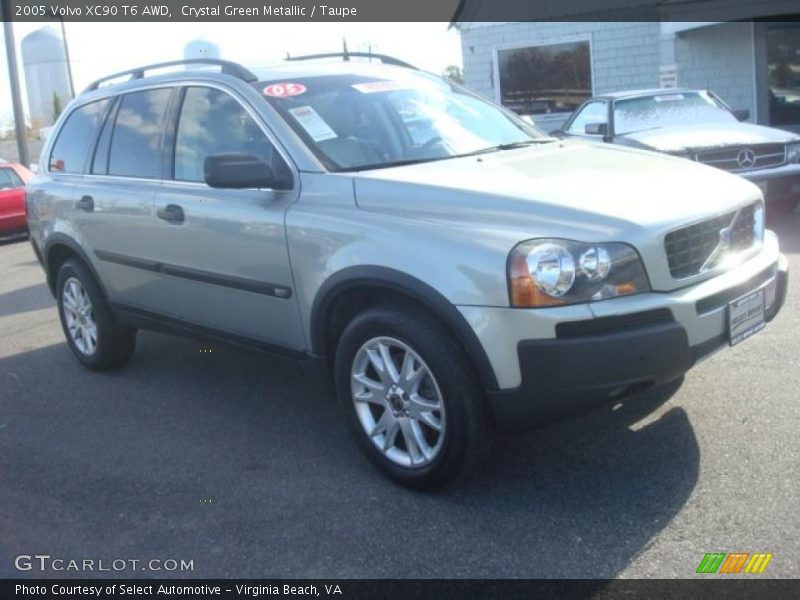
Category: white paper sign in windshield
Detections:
[
  {"x1": 288, "y1": 106, "x2": 337, "y2": 142},
  {"x1": 653, "y1": 94, "x2": 685, "y2": 102}
]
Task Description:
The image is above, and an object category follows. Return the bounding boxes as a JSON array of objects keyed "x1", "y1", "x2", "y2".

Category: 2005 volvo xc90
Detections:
[{"x1": 27, "y1": 56, "x2": 788, "y2": 488}]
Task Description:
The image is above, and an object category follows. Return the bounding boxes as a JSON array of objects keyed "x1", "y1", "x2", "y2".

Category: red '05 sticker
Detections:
[{"x1": 263, "y1": 83, "x2": 307, "y2": 97}]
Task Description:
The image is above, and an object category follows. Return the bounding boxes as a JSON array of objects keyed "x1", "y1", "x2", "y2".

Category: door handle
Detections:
[
  {"x1": 76, "y1": 195, "x2": 94, "y2": 211},
  {"x1": 157, "y1": 204, "x2": 185, "y2": 224}
]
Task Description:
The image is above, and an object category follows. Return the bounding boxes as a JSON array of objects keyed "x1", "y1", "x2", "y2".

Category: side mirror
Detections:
[
  {"x1": 584, "y1": 122, "x2": 609, "y2": 137},
  {"x1": 732, "y1": 109, "x2": 750, "y2": 122},
  {"x1": 203, "y1": 153, "x2": 277, "y2": 189}
]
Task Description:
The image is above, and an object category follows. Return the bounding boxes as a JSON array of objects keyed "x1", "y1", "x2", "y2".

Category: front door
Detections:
[{"x1": 150, "y1": 85, "x2": 303, "y2": 351}]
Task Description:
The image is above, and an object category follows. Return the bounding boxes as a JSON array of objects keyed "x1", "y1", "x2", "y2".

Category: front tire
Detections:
[
  {"x1": 56, "y1": 259, "x2": 136, "y2": 370},
  {"x1": 334, "y1": 304, "x2": 491, "y2": 489}
]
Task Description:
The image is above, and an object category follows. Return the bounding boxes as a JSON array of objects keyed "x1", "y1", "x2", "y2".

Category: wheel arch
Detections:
[
  {"x1": 43, "y1": 234, "x2": 108, "y2": 299},
  {"x1": 309, "y1": 266, "x2": 499, "y2": 391}
]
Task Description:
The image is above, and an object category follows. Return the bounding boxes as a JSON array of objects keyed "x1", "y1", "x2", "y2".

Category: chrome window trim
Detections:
[{"x1": 44, "y1": 79, "x2": 299, "y2": 194}]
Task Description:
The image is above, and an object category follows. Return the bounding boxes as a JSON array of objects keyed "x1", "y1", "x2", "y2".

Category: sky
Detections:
[{"x1": 0, "y1": 21, "x2": 463, "y2": 127}]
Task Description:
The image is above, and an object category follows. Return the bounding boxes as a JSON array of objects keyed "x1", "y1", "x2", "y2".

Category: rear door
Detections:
[
  {"x1": 74, "y1": 86, "x2": 173, "y2": 309},
  {"x1": 149, "y1": 84, "x2": 304, "y2": 350},
  {"x1": 34, "y1": 98, "x2": 110, "y2": 249}
]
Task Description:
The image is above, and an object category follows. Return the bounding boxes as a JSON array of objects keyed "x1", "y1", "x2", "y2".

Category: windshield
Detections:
[
  {"x1": 614, "y1": 91, "x2": 737, "y2": 135},
  {"x1": 260, "y1": 72, "x2": 547, "y2": 171}
]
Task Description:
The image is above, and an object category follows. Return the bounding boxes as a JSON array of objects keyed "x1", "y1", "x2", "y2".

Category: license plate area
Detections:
[{"x1": 728, "y1": 288, "x2": 766, "y2": 346}]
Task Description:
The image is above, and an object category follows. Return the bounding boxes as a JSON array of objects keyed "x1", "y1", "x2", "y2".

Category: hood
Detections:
[
  {"x1": 619, "y1": 122, "x2": 798, "y2": 153},
  {"x1": 353, "y1": 140, "x2": 761, "y2": 242}
]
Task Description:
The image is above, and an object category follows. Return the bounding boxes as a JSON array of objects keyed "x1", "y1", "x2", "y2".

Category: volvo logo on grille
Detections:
[
  {"x1": 717, "y1": 226, "x2": 732, "y2": 250},
  {"x1": 736, "y1": 148, "x2": 756, "y2": 169},
  {"x1": 700, "y1": 215, "x2": 737, "y2": 273}
]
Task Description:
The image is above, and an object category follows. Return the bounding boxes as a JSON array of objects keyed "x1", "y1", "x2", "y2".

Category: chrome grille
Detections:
[
  {"x1": 665, "y1": 204, "x2": 758, "y2": 279},
  {"x1": 695, "y1": 144, "x2": 786, "y2": 172},
  {"x1": 728, "y1": 204, "x2": 756, "y2": 251}
]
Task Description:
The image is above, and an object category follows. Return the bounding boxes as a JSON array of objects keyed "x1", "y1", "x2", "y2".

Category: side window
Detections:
[
  {"x1": 48, "y1": 99, "x2": 109, "y2": 173},
  {"x1": 91, "y1": 98, "x2": 118, "y2": 175},
  {"x1": 6, "y1": 168, "x2": 23, "y2": 187},
  {"x1": 567, "y1": 101, "x2": 608, "y2": 135},
  {"x1": 108, "y1": 88, "x2": 172, "y2": 179},
  {"x1": 174, "y1": 86, "x2": 288, "y2": 184},
  {"x1": 0, "y1": 168, "x2": 17, "y2": 189}
]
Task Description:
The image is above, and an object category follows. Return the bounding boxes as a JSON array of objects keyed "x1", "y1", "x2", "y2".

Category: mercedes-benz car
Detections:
[
  {"x1": 26, "y1": 58, "x2": 788, "y2": 488},
  {"x1": 554, "y1": 89, "x2": 800, "y2": 213}
]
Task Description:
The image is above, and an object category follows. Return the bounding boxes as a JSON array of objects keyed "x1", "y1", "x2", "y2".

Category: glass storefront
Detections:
[
  {"x1": 496, "y1": 40, "x2": 592, "y2": 116},
  {"x1": 767, "y1": 23, "x2": 800, "y2": 126}
]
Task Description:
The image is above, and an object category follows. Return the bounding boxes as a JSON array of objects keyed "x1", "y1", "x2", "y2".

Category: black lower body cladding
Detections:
[{"x1": 487, "y1": 264, "x2": 788, "y2": 433}]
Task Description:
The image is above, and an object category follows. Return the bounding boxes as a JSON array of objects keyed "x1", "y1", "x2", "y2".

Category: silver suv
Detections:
[{"x1": 27, "y1": 57, "x2": 788, "y2": 488}]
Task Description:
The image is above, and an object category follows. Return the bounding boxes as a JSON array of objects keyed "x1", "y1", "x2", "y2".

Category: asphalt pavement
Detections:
[{"x1": 0, "y1": 213, "x2": 798, "y2": 579}]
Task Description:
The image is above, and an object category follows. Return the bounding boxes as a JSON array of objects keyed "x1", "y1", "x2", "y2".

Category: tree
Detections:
[
  {"x1": 52, "y1": 92, "x2": 63, "y2": 122},
  {"x1": 443, "y1": 65, "x2": 463, "y2": 84}
]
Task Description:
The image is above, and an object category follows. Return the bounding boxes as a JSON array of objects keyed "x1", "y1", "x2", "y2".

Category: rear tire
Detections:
[
  {"x1": 334, "y1": 303, "x2": 491, "y2": 489},
  {"x1": 56, "y1": 259, "x2": 136, "y2": 371}
]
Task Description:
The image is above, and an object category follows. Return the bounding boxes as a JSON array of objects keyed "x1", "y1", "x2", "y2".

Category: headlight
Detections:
[
  {"x1": 508, "y1": 239, "x2": 650, "y2": 307},
  {"x1": 786, "y1": 142, "x2": 800, "y2": 164}
]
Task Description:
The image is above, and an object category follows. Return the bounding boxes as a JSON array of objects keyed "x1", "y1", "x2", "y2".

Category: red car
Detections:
[{"x1": 0, "y1": 161, "x2": 33, "y2": 239}]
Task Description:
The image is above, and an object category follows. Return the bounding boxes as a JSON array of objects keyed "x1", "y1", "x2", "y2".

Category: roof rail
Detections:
[
  {"x1": 286, "y1": 52, "x2": 417, "y2": 70},
  {"x1": 83, "y1": 59, "x2": 258, "y2": 93}
]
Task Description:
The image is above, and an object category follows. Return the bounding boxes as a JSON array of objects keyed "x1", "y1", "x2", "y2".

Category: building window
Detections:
[
  {"x1": 767, "y1": 24, "x2": 800, "y2": 126},
  {"x1": 497, "y1": 40, "x2": 592, "y2": 116}
]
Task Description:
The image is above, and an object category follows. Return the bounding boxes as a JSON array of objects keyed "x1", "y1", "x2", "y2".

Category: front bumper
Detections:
[{"x1": 465, "y1": 243, "x2": 788, "y2": 432}]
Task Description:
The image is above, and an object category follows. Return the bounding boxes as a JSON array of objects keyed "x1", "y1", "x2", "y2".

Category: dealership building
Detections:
[{"x1": 457, "y1": 18, "x2": 800, "y2": 133}]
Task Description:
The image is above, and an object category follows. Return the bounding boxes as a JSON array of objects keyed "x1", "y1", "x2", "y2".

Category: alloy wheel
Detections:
[
  {"x1": 350, "y1": 336, "x2": 446, "y2": 468},
  {"x1": 62, "y1": 277, "x2": 98, "y2": 356}
]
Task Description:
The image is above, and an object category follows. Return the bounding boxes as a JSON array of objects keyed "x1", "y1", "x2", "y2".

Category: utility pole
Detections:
[
  {"x1": 1, "y1": 0, "x2": 30, "y2": 166},
  {"x1": 59, "y1": 18, "x2": 75, "y2": 98}
]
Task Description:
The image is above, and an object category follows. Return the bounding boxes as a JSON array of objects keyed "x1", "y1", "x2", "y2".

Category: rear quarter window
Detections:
[{"x1": 49, "y1": 99, "x2": 110, "y2": 173}]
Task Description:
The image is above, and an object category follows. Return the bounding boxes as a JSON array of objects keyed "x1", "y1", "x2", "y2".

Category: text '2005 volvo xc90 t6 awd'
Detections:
[{"x1": 26, "y1": 56, "x2": 788, "y2": 488}]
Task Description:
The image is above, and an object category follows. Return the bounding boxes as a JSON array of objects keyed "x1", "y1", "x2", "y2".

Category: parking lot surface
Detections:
[{"x1": 0, "y1": 213, "x2": 798, "y2": 579}]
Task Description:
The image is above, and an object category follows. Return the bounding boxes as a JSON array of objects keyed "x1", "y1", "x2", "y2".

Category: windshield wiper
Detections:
[
  {"x1": 466, "y1": 138, "x2": 555, "y2": 156},
  {"x1": 337, "y1": 139, "x2": 555, "y2": 172},
  {"x1": 337, "y1": 156, "x2": 453, "y2": 172},
  {"x1": 619, "y1": 126, "x2": 664, "y2": 135}
]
